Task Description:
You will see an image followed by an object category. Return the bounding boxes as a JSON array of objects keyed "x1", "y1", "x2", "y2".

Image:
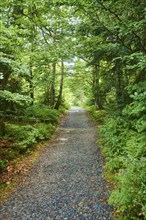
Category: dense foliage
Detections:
[
  {"x1": 0, "y1": 0, "x2": 146, "y2": 218},
  {"x1": 0, "y1": 104, "x2": 62, "y2": 172},
  {"x1": 100, "y1": 82, "x2": 146, "y2": 219},
  {"x1": 0, "y1": 1, "x2": 70, "y2": 173}
]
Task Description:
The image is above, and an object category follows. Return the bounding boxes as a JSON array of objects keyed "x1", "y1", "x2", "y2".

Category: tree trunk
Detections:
[
  {"x1": 115, "y1": 63, "x2": 124, "y2": 107},
  {"x1": 55, "y1": 59, "x2": 64, "y2": 110},
  {"x1": 29, "y1": 60, "x2": 34, "y2": 105},
  {"x1": 29, "y1": 40, "x2": 34, "y2": 105},
  {"x1": 50, "y1": 63, "x2": 56, "y2": 108},
  {"x1": 0, "y1": 118, "x2": 5, "y2": 137}
]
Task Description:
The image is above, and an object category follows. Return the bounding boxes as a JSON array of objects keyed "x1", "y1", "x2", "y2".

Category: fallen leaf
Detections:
[{"x1": 99, "y1": 198, "x2": 108, "y2": 203}]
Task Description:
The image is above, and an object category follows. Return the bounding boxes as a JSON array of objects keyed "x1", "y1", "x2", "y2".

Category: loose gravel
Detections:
[{"x1": 0, "y1": 107, "x2": 113, "y2": 220}]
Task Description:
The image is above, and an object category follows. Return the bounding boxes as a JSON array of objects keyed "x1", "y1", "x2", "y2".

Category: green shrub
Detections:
[
  {"x1": 109, "y1": 157, "x2": 146, "y2": 218},
  {"x1": 87, "y1": 106, "x2": 107, "y2": 124},
  {"x1": 58, "y1": 106, "x2": 67, "y2": 114},
  {"x1": 0, "y1": 160, "x2": 8, "y2": 171},
  {"x1": 25, "y1": 104, "x2": 60, "y2": 124},
  {"x1": 0, "y1": 150, "x2": 19, "y2": 160},
  {"x1": 5, "y1": 124, "x2": 38, "y2": 141},
  {"x1": 4, "y1": 122, "x2": 56, "y2": 154},
  {"x1": 59, "y1": 100, "x2": 70, "y2": 112},
  {"x1": 4, "y1": 124, "x2": 39, "y2": 153},
  {"x1": 99, "y1": 82, "x2": 146, "y2": 219},
  {"x1": 34, "y1": 123, "x2": 56, "y2": 140},
  {"x1": 0, "y1": 103, "x2": 61, "y2": 170}
]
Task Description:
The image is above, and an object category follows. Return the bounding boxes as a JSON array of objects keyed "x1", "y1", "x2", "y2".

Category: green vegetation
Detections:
[
  {"x1": 0, "y1": 104, "x2": 62, "y2": 172},
  {"x1": 0, "y1": 1, "x2": 69, "y2": 174},
  {"x1": 88, "y1": 82, "x2": 146, "y2": 219},
  {"x1": 0, "y1": 0, "x2": 146, "y2": 218},
  {"x1": 87, "y1": 106, "x2": 107, "y2": 124},
  {"x1": 99, "y1": 82, "x2": 146, "y2": 219}
]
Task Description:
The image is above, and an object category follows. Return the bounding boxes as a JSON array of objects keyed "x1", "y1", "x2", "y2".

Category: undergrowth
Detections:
[
  {"x1": 88, "y1": 82, "x2": 146, "y2": 219},
  {"x1": 86, "y1": 105, "x2": 107, "y2": 124},
  {"x1": 0, "y1": 104, "x2": 64, "y2": 173}
]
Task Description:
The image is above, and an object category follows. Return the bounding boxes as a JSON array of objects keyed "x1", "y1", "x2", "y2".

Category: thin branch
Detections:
[
  {"x1": 22, "y1": 13, "x2": 59, "y2": 42},
  {"x1": 95, "y1": 1, "x2": 146, "y2": 52},
  {"x1": 95, "y1": 1, "x2": 122, "y2": 22},
  {"x1": 82, "y1": 7, "x2": 133, "y2": 52}
]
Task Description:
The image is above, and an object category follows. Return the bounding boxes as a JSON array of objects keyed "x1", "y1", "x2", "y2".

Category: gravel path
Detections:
[{"x1": 0, "y1": 107, "x2": 113, "y2": 220}]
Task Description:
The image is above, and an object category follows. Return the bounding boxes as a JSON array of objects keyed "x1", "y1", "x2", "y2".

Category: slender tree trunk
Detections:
[
  {"x1": 29, "y1": 11, "x2": 36, "y2": 105},
  {"x1": 0, "y1": 118, "x2": 5, "y2": 136},
  {"x1": 55, "y1": 59, "x2": 64, "y2": 110},
  {"x1": 29, "y1": 42, "x2": 34, "y2": 105},
  {"x1": 50, "y1": 63, "x2": 56, "y2": 108},
  {"x1": 29, "y1": 60, "x2": 34, "y2": 105}
]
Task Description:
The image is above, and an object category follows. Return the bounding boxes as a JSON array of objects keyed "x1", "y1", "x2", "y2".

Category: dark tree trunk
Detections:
[
  {"x1": 50, "y1": 63, "x2": 56, "y2": 108},
  {"x1": 29, "y1": 60, "x2": 34, "y2": 105},
  {"x1": 0, "y1": 118, "x2": 5, "y2": 137},
  {"x1": 114, "y1": 63, "x2": 124, "y2": 107},
  {"x1": 55, "y1": 59, "x2": 64, "y2": 110}
]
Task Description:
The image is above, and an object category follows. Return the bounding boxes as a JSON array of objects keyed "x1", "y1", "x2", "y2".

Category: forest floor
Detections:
[{"x1": 0, "y1": 107, "x2": 113, "y2": 220}]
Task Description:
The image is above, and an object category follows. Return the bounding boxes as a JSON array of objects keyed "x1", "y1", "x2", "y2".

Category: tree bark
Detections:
[
  {"x1": 114, "y1": 62, "x2": 124, "y2": 107},
  {"x1": 0, "y1": 118, "x2": 5, "y2": 137},
  {"x1": 29, "y1": 60, "x2": 34, "y2": 105},
  {"x1": 50, "y1": 63, "x2": 56, "y2": 108},
  {"x1": 55, "y1": 59, "x2": 64, "y2": 110}
]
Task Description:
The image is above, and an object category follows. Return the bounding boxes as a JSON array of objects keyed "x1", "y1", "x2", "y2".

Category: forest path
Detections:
[{"x1": 0, "y1": 107, "x2": 113, "y2": 220}]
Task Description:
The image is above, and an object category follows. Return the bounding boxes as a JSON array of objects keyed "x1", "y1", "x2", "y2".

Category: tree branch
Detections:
[
  {"x1": 95, "y1": 1, "x2": 146, "y2": 52},
  {"x1": 82, "y1": 7, "x2": 133, "y2": 52}
]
